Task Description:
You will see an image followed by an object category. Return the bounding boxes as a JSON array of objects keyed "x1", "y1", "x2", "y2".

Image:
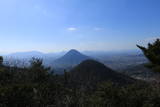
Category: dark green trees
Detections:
[
  {"x1": 29, "y1": 58, "x2": 50, "y2": 72},
  {"x1": 137, "y1": 39, "x2": 160, "y2": 72},
  {"x1": 28, "y1": 58, "x2": 51, "y2": 83},
  {"x1": 0, "y1": 56, "x2": 3, "y2": 66}
]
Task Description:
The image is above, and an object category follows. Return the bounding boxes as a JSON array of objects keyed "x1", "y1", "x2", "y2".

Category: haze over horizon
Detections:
[{"x1": 0, "y1": 0, "x2": 160, "y2": 54}]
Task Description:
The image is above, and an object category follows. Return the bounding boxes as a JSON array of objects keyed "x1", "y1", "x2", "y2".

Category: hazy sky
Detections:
[{"x1": 0, "y1": 0, "x2": 160, "y2": 53}]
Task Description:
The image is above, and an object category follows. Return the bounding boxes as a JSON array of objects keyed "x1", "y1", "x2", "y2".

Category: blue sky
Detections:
[{"x1": 0, "y1": 0, "x2": 160, "y2": 53}]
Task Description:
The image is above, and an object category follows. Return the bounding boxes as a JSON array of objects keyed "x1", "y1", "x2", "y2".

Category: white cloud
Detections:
[
  {"x1": 94, "y1": 27, "x2": 103, "y2": 31},
  {"x1": 67, "y1": 27, "x2": 77, "y2": 31}
]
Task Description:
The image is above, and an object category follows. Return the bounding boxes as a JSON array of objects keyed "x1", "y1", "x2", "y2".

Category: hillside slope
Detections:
[{"x1": 70, "y1": 59, "x2": 135, "y2": 85}]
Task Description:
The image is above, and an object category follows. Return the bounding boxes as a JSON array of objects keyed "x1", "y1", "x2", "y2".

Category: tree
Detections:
[
  {"x1": 29, "y1": 57, "x2": 50, "y2": 71},
  {"x1": 28, "y1": 58, "x2": 51, "y2": 83},
  {"x1": 137, "y1": 38, "x2": 160, "y2": 72},
  {"x1": 0, "y1": 56, "x2": 3, "y2": 66},
  {"x1": 64, "y1": 69, "x2": 70, "y2": 84}
]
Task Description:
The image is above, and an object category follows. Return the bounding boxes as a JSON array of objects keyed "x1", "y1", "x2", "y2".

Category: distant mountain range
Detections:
[
  {"x1": 3, "y1": 49, "x2": 148, "y2": 76},
  {"x1": 3, "y1": 51, "x2": 66, "y2": 68},
  {"x1": 7, "y1": 51, "x2": 45, "y2": 58},
  {"x1": 6, "y1": 51, "x2": 66, "y2": 59}
]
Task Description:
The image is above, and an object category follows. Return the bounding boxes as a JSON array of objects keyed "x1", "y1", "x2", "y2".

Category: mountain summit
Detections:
[
  {"x1": 53, "y1": 49, "x2": 91, "y2": 68},
  {"x1": 63, "y1": 49, "x2": 83, "y2": 57}
]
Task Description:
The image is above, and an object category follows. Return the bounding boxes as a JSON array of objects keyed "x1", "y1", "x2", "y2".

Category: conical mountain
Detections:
[
  {"x1": 53, "y1": 49, "x2": 91, "y2": 68},
  {"x1": 70, "y1": 59, "x2": 135, "y2": 85}
]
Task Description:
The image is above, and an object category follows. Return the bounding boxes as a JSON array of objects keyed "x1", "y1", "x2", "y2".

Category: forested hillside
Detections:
[{"x1": 0, "y1": 56, "x2": 160, "y2": 107}]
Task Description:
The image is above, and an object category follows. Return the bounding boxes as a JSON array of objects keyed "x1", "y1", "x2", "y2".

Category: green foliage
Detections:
[
  {"x1": 0, "y1": 57, "x2": 160, "y2": 106},
  {"x1": 0, "y1": 56, "x2": 3, "y2": 66},
  {"x1": 64, "y1": 69, "x2": 69, "y2": 84},
  {"x1": 137, "y1": 38, "x2": 160, "y2": 72},
  {"x1": 89, "y1": 82, "x2": 160, "y2": 107},
  {"x1": 0, "y1": 84, "x2": 35, "y2": 107},
  {"x1": 29, "y1": 57, "x2": 50, "y2": 72},
  {"x1": 28, "y1": 58, "x2": 51, "y2": 83}
]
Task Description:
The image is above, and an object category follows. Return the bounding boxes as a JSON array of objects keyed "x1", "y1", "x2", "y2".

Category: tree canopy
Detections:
[
  {"x1": 0, "y1": 56, "x2": 3, "y2": 66},
  {"x1": 137, "y1": 38, "x2": 160, "y2": 72}
]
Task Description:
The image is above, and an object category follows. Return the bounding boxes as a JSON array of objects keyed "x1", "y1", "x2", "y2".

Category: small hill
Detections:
[
  {"x1": 69, "y1": 59, "x2": 135, "y2": 85},
  {"x1": 53, "y1": 49, "x2": 91, "y2": 68}
]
